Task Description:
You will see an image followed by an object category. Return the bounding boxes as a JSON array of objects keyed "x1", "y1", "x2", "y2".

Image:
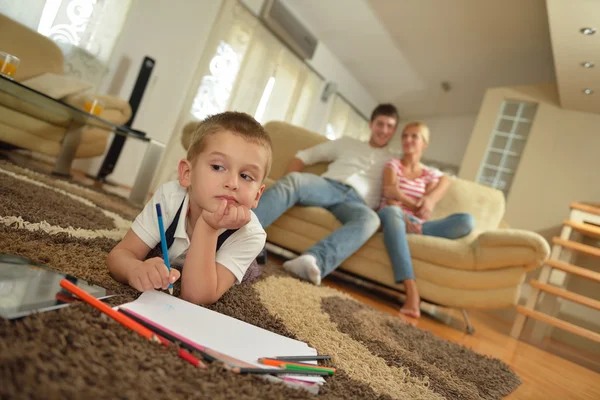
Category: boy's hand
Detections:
[
  {"x1": 201, "y1": 199, "x2": 251, "y2": 230},
  {"x1": 127, "y1": 257, "x2": 181, "y2": 292}
]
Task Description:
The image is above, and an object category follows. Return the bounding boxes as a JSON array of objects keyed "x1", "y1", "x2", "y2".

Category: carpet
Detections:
[{"x1": 0, "y1": 158, "x2": 522, "y2": 399}]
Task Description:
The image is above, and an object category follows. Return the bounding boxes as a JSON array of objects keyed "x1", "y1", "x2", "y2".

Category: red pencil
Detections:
[
  {"x1": 60, "y1": 280, "x2": 157, "y2": 340},
  {"x1": 59, "y1": 279, "x2": 206, "y2": 369}
]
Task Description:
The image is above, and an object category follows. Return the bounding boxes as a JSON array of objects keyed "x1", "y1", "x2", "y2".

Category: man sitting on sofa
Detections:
[{"x1": 254, "y1": 104, "x2": 400, "y2": 285}]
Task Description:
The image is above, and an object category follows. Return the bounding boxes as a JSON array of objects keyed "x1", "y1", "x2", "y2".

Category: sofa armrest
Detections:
[
  {"x1": 473, "y1": 229, "x2": 550, "y2": 271},
  {"x1": 63, "y1": 93, "x2": 132, "y2": 126}
]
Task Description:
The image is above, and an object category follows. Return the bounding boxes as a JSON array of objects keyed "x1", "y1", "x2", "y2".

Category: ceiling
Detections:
[
  {"x1": 282, "y1": 0, "x2": 565, "y2": 118},
  {"x1": 546, "y1": 0, "x2": 600, "y2": 115}
]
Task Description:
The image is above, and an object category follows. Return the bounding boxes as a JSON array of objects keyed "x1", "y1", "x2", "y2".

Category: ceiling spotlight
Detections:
[
  {"x1": 580, "y1": 27, "x2": 597, "y2": 35},
  {"x1": 581, "y1": 62, "x2": 595, "y2": 68},
  {"x1": 583, "y1": 89, "x2": 594, "y2": 95}
]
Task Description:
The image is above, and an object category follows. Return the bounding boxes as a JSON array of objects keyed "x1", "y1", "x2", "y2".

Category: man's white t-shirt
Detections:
[
  {"x1": 131, "y1": 181, "x2": 266, "y2": 283},
  {"x1": 295, "y1": 136, "x2": 394, "y2": 209}
]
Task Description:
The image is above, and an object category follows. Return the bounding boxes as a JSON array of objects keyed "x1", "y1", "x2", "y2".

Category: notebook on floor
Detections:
[{"x1": 118, "y1": 290, "x2": 325, "y2": 384}]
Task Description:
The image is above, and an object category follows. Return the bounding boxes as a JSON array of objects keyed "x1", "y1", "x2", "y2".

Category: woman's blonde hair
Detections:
[{"x1": 403, "y1": 122, "x2": 430, "y2": 145}]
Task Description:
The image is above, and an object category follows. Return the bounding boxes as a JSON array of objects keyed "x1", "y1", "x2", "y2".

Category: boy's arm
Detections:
[
  {"x1": 107, "y1": 229, "x2": 150, "y2": 283},
  {"x1": 107, "y1": 229, "x2": 180, "y2": 291},
  {"x1": 180, "y1": 219, "x2": 237, "y2": 305}
]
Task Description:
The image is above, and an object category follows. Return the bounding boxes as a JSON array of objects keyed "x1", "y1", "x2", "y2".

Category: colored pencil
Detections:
[
  {"x1": 258, "y1": 358, "x2": 336, "y2": 373},
  {"x1": 114, "y1": 310, "x2": 207, "y2": 368},
  {"x1": 119, "y1": 308, "x2": 216, "y2": 363},
  {"x1": 270, "y1": 355, "x2": 331, "y2": 361},
  {"x1": 118, "y1": 309, "x2": 320, "y2": 393},
  {"x1": 155, "y1": 203, "x2": 173, "y2": 295},
  {"x1": 120, "y1": 307, "x2": 263, "y2": 367},
  {"x1": 60, "y1": 279, "x2": 158, "y2": 342},
  {"x1": 59, "y1": 280, "x2": 205, "y2": 369},
  {"x1": 228, "y1": 367, "x2": 330, "y2": 376},
  {"x1": 280, "y1": 364, "x2": 335, "y2": 375}
]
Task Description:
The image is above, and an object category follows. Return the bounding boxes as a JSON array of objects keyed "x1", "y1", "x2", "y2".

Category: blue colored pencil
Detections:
[{"x1": 155, "y1": 203, "x2": 173, "y2": 295}]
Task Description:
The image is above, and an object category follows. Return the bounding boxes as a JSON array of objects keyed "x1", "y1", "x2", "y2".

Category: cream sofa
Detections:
[
  {"x1": 262, "y1": 121, "x2": 550, "y2": 310},
  {"x1": 0, "y1": 14, "x2": 131, "y2": 159}
]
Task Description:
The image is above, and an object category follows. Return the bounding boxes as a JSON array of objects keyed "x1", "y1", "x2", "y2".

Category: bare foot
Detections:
[
  {"x1": 400, "y1": 279, "x2": 421, "y2": 318},
  {"x1": 399, "y1": 306, "x2": 421, "y2": 318}
]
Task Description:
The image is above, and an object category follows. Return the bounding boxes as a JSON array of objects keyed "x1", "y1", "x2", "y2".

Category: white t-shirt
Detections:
[
  {"x1": 131, "y1": 181, "x2": 266, "y2": 283},
  {"x1": 295, "y1": 136, "x2": 394, "y2": 209}
]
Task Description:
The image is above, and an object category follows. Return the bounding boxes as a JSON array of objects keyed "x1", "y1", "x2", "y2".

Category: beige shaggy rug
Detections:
[{"x1": 0, "y1": 158, "x2": 521, "y2": 399}]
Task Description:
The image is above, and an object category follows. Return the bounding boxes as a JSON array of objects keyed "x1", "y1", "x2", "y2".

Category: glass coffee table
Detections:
[{"x1": 0, "y1": 75, "x2": 164, "y2": 203}]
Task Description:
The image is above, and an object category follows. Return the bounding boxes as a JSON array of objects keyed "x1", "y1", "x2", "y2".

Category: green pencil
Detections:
[{"x1": 281, "y1": 363, "x2": 335, "y2": 375}]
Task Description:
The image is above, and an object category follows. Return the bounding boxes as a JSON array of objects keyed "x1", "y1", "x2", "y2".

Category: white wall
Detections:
[
  {"x1": 82, "y1": 0, "x2": 379, "y2": 188},
  {"x1": 306, "y1": 43, "x2": 378, "y2": 127},
  {"x1": 459, "y1": 83, "x2": 600, "y2": 232},
  {"x1": 75, "y1": 0, "x2": 223, "y2": 187},
  {"x1": 388, "y1": 114, "x2": 477, "y2": 167}
]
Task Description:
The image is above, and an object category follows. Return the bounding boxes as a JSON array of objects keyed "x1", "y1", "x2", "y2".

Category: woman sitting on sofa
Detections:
[{"x1": 378, "y1": 122, "x2": 474, "y2": 318}]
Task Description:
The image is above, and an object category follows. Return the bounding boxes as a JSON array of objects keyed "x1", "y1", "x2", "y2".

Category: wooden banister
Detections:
[
  {"x1": 545, "y1": 259, "x2": 600, "y2": 283},
  {"x1": 563, "y1": 220, "x2": 600, "y2": 239},
  {"x1": 553, "y1": 238, "x2": 600, "y2": 258},
  {"x1": 529, "y1": 280, "x2": 600, "y2": 311},
  {"x1": 516, "y1": 306, "x2": 600, "y2": 343},
  {"x1": 570, "y1": 202, "x2": 600, "y2": 217}
]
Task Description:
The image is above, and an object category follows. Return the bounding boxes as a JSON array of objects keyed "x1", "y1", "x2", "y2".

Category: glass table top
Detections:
[{"x1": 0, "y1": 75, "x2": 147, "y2": 141}]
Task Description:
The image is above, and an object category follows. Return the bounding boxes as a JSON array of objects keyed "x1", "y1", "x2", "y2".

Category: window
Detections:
[
  {"x1": 187, "y1": 0, "x2": 324, "y2": 127},
  {"x1": 2, "y1": 0, "x2": 133, "y2": 86},
  {"x1": 153, "y1": 0, "x2": 326, "y2": 190},
  {"x1": 476, "y1": 101, "x2": 537, "y2": 197},
  {"x1": 325, "y1": 94, "x2": 370, "y2": 141}
]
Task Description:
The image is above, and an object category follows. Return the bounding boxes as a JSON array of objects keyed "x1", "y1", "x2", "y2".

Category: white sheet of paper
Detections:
[{"x1": 119, "y1": 291, "x2": 324, "y2": 384}]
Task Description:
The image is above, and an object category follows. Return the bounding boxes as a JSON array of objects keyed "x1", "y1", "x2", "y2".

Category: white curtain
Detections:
[
  {"x1": 325, "y1": 94, "x2": 370, "y2": 141},
  {"x1": 0, "y1": 0, "x2": 132, "y2": 86},
  {"x1": 152, "y1": 0, "x2": 325, "y2": 190},
  {"x1": 187, "y1": 0, "x2": 324, "y2": 126}
]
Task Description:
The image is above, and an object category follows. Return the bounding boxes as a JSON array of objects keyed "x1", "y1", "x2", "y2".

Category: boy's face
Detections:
[{"x1": 178, "y1": 131, "x2": 267, "y2": 212}]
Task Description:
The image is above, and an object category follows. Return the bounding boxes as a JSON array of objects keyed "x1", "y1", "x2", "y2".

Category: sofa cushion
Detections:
[
  {"x1": 431, "y1": 178, "x2": 505, "y2": 231},
  {"x1": 0, "y1": 104, "x2": 66, "y2": 141},
  {"x1": 22, "y1": 73, "x2": 92, "y2": 100},
  {"x1": 264, "y1": 121, "x2": 331, "y2": 180}
]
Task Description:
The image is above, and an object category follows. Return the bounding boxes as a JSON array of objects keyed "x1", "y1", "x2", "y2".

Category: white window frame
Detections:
[{"x1": 476, "y1": 101, "x2": 537, "y2": 197}]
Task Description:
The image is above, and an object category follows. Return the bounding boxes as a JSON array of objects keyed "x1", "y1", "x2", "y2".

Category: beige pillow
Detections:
[{"x1": 21, "y1": 73, "x2": 93, "y2": 99}]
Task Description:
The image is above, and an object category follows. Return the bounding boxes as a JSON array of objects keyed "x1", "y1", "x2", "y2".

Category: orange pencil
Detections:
[
  {"x1": 258, "y1": 357, "x2": 336, "y2": 373},
  {"x1": 60, "y1": 279, "x2": 158, "y2": 341},
  {"x1": 59, "y1": 279, "x2": 206, "y2": 368}
]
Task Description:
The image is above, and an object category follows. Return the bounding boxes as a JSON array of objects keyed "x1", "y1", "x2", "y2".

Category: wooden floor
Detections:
[{"x1": 320, "y1": 275, "x2": 600, "y2": 399}]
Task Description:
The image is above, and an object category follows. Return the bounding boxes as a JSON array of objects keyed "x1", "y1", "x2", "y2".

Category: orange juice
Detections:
[
  {"x1": 0, "y1": 60, "x2": 17, "y2": 77},
  {"x1": 84, "y1": 100, "x2": 104, "y2": 116}
]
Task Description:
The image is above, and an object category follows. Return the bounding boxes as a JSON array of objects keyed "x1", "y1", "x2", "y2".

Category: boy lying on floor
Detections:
[{"x1": 107, "y1": 112, "x2": 272, "y2": 305}]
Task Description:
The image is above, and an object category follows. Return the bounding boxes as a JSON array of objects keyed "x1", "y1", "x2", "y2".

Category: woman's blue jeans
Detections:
[{"x1": 377, "y1": 206, "x2": 475, "y2": 282}]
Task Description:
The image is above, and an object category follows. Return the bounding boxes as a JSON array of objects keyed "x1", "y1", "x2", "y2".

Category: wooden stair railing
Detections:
[{"x1": 511, "y1": 202, "x2": 600, "y2": 343}]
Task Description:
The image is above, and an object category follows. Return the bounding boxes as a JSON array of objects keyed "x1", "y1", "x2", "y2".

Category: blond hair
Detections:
[
  {"x1": 184, "y1": 112, "x2": 272, "y2": 181},
  {"x1": 402, "y1": 122, "x2": 430, "y2": 145}
]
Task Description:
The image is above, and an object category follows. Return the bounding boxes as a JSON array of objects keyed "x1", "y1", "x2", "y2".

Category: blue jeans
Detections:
[
  {"x1": 377, "y1": 205, "x2": 475, "y2": 282},
  {"x1": 254, "y1": 172, "x2": 380, "y2": 277}
]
